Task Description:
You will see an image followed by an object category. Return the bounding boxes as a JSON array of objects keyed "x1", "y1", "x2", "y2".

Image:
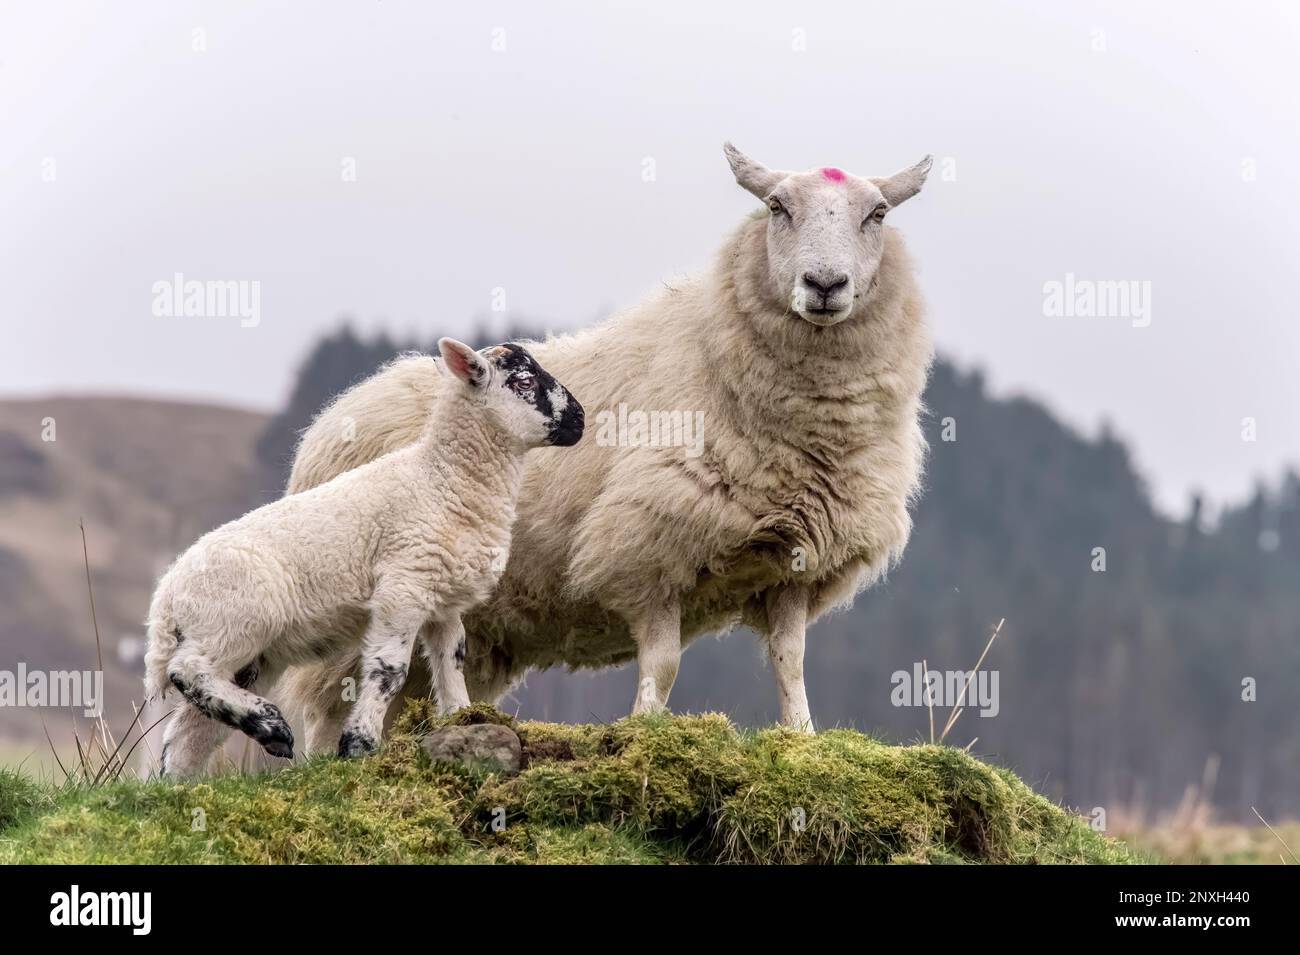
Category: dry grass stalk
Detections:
[
  {"x1": 1252, "y1": 807, "x2": 1299, "y2": 865},
  {"x1": 939, "y1": 617, "x2": 1004, "y2": 744}
]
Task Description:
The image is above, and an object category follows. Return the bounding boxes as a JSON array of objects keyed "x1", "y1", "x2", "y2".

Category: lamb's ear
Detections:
[
  {"x1": 872, "y1": 155, "x2": 933, "y2": 208},
  {"x1": 438, "y1": 337, "x2": 488, "y2": 387},
  {"x1": 724, "y1": 142, "x2": 786, "y2": 200}
]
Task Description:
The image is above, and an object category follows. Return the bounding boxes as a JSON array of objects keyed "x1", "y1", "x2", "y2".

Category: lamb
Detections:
[
  {"x1": 280, "y1": 144, "x2": 934, "y2": 744},
  {"x1": 142, "y1": 338, "x2": 584, "y2": 776}
]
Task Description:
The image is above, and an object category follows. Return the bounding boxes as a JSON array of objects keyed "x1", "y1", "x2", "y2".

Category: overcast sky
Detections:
[{"x1": 3, "y1": 0, "x2": 1297, "y2": 515}]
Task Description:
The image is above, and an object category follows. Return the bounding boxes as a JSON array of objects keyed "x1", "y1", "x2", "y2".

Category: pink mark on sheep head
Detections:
[{"x1": 723, "y1": 142, "x2": 932, "y2": 327}]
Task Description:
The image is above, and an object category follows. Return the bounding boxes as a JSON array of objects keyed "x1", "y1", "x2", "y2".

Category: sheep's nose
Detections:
[{"x1": 802, "y1": 272, "x2": 849, "y2": 297}]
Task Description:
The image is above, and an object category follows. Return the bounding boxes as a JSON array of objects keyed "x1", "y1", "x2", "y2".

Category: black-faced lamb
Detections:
[{"x1": 142, "y1": 339, "x2": 584, "y2": 776}]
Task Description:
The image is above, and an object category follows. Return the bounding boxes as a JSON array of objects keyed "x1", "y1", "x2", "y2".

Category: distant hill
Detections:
[{"x1": 0, "y1": 396, "x2": 267, "y2": 742}]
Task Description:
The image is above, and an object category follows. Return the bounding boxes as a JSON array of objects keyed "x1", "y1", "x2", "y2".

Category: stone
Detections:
[{"x1": 421, "y1": 723, "x2": 522, "y2": 775}]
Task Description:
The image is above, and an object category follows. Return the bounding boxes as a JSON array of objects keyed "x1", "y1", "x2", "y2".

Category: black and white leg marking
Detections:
[
  {"x1": 161, "y1": 653, "x2": 291, "y2": 776},
  {"x1": 338, "y1": 603, "x2": 423, "y2": 758}
]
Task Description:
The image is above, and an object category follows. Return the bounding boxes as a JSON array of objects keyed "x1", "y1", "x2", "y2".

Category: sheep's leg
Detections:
[
  {"x1": 419, "y1": 617, "x2": 471, "y2": 715},
  {"x1": 338, "y1": 604, "x2": 423, "y2": 757},
  {"x1": 464, "y1": 642, "x2": 519, "y2": 706},
  {"x1": 161, "y1": 655, "x2": 291, "y2": 776},
  {"x1": 289, "y1": 656, "x2": 356, "y2": 756},
  {"x1": 629, "y1": 596, "x2": 682, "y2": 715},
  {"x1": 305, "y1": 699, "x2": 347, "y2": 756},
  {"x1": 764, "y1": 586, "x2": 815, "y2": 732}
]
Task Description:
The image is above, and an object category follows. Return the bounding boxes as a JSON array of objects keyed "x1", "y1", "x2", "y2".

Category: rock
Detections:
[{"x1": 421, "y1": 723, "x2": 522, "y2": 775}]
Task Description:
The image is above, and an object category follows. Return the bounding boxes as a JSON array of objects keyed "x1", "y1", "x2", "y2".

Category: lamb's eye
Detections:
[
  {"x1": 767, "y1": 197, "x2": 786, "y2": 217},
  {"x1": 509, "y1": 373, "x2": 535, "y2": 394}
]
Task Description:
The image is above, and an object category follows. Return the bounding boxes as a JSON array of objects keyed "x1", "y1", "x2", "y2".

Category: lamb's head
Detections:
[
  {"x1": 437, "y1": 338, "x2": 585, "y2": 448},
  {"x1": 724, "y1": 143, "x2": 931, "y2": 326}
]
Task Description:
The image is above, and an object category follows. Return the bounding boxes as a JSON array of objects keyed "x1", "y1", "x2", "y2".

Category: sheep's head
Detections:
[
  {"x1": 437, "y1": 338, "x2": 585, "y2": 449},
  {"x1": 724, "y1": 143, "x2": 931, "y2": 326}
]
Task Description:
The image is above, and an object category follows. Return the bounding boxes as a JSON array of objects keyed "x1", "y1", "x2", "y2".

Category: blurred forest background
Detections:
[{"x1": 2, "y1": 320, "x2": 1296, "y2": 824}]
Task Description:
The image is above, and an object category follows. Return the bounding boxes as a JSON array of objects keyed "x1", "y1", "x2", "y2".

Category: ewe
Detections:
[
  {"x1": 143, "y1": 339, "x2": 583, "y2": 776},
  {"x1": 283, "y1": 144, "x2": 933, "y2": 741}
]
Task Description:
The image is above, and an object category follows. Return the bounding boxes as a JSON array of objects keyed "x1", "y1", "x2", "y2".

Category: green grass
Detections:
[{"x1": 0, "y1": 704, "x2": 1136, "y2": 864}]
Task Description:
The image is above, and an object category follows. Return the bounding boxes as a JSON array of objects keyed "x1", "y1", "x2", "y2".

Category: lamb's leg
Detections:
[
  {"x1": 419, "y1": 617, "x2": 471, "y2": 715},
  {"x1": 628, "y1": 596, "x2": 682, "y2": 715},
  {"x1": 162, "y1": 654, "x2": 292, "y2": 776},
  {"x1": 764, "y1": 586, "x2": 815, "y2": 732},
  {"x1": 298, "y1": 646, "x2": 427, "y2": 754},
  {"x1": 338, "y1": 604, "x2": 423, "y2": 757},
  {"x1": 159, "y1": 702, "x2": 231, "y2": 778}
]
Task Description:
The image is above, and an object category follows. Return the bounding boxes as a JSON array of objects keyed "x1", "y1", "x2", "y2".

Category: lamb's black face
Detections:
[{"x1": 487, "y1": 343, "x2": 585, "y2": 447}]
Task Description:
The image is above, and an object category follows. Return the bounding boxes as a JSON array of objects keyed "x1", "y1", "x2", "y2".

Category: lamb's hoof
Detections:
[
  {"x1": 337, "y1": 730, "x2": 376, "y2": 759},
  {"x1": 253, "y1": 708, "x2": 295, "y2": 759},
  {"x1": 263, "y1": 739, "x2": 294, "y2": 759}
]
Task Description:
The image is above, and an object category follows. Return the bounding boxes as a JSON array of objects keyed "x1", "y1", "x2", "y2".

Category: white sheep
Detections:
[
  {"x1": 142, "y1": 339, "x2": 584, "y2": 776},
  {"x1": 281, "y1": 144, "x2": 933, "y2": 743}
]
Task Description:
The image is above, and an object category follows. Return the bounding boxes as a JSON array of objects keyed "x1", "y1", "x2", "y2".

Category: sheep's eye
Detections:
[
  {"x1": 767, "y1": 197, "x2": 786, "y2": 217},
  {"x1": 862, "y1": 203, "x2": 888, "y2": 229},
  {"x1": 508, "y1": 373, "x2": 535, "y2": 394}
]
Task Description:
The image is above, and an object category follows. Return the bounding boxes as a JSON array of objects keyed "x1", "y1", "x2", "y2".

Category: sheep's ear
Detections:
[
  {"x1": 438, "y1": 337, "x2": 488, "y2": 388},
  {"x1": 872, "y1": 155, "x2": 933, "y2": 208},
  {"x1": 724, "y1": 142, "x2": 786, "y2": 200}
]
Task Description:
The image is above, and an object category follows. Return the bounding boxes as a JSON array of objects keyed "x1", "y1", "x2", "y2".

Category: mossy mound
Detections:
[{"x1": 0, "y1": 707, "x2": 1136, "y2": 864}]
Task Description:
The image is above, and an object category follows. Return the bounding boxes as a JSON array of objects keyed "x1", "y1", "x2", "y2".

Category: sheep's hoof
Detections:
[
  {"x1": 337, "y1": 730, "x2": 376, "y2": 759},
  {"x1": 781, "y1": 715, "x2": 816, "y2": 734}
]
